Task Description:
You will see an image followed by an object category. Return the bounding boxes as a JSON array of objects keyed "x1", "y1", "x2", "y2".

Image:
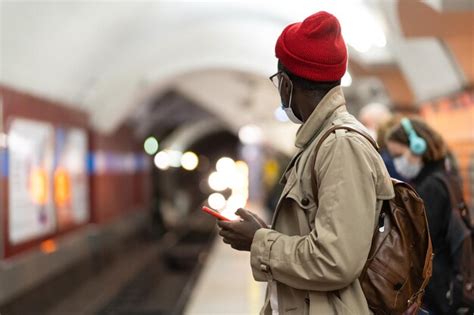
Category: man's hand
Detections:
[{"x1": 217, "y1": 208, "x2": 267, "y2": 251}]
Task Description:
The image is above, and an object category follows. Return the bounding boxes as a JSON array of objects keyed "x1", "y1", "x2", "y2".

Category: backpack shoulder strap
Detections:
[{"x1": 310, "y1": 124, "x2": 379, "y2": 204}]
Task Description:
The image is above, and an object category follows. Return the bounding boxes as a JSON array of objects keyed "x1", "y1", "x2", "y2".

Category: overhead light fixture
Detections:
[
  {"x1": 154, "y1": 151, "x2": 170, "y2": 170},
  {"x1": 226, "y1": 195, "x2": 246, "y2": 212},
  {"x1": 208, "y1": 171, "x2": 228, "y2": 191},
  {"x1": 168, "y1": 150, "x2": 183, "y2": 168},
  {"x1": 181, "y1": 151, "x2": 199, "y2": 171},
  {"x1": 208, "y1": 193, "x2": 226, "y2": 210},
  {"x1": 239, "y1": 125, "x2": 263, "y2": 145},
  {"x1": 144, "y1": 136, "x2": 159, "y2": 155},
  {"x1": 220, "y1": 160, "x2": 249, "y2": 220},
  {"x1": 216, "y1": 157, "x2": 236, "y2": 173}
]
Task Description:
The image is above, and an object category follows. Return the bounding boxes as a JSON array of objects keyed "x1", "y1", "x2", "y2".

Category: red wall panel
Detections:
[{"x1": 421, "y1": 90, "x2": 474, "y2": 207}]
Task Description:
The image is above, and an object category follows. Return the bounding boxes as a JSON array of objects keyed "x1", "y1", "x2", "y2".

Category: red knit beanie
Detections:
[{"x1": 275, "y1": 11, "x2": 347, "y2": 82}]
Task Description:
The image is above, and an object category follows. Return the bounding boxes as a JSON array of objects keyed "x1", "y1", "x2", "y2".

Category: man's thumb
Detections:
[{"x1": 235, "y1": 208, "x2": 253, "y2": 221}]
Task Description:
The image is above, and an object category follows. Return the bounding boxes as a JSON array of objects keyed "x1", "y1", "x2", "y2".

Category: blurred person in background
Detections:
[
  {"x1": 385, "y1": 117, "x2": 470, "y2": 314},
  {"x1": 358, "y1": 102, "x2": 391, "y2": 140},
  {"x1": 218, "y1": 11, "x2": 394, "y2": 314},
  {"x1": 358, "y1": 103, "x2": 405, "y2": 180}
]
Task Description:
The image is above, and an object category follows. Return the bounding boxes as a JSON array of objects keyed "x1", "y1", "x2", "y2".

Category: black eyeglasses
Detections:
[{"x1": 269, "y1": 71, "x2": 283, "y2": 90}]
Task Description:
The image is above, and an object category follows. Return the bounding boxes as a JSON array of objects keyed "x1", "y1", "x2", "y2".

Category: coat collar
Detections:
[{"x1": 295, "y1": 86, "x2": 346, "y2": 149}]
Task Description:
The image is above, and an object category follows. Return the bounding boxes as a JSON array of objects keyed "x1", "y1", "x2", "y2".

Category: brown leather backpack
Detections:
[
  {"x1": 360, "y1": 179, "x2": 433, "y2": 315},
  {"x1": 312, "y1": 125, "x2": 433, "y2": 315}
]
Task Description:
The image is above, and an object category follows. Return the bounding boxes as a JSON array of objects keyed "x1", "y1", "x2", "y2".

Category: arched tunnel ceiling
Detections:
[
  {"x1": 130, "y1": 69, "x2": 299, "y2": 155},
  {"x1": 1, "y1": 0, "x2": 471, "y2": 155},
  {"x1": 0, "y1": 2, "x2": 392, "y2": 118},
  {"x1": 0, "y1": 1, "x2": 285, "y2": 132}
]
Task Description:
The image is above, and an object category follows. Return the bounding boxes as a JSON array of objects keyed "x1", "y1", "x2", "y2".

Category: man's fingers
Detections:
[
  {"x1": 248, "y1": 212, "x2": 268, "y2": 228},
  {"x1": 218, "y1": 229, "x2": 234, "y2": 239},
  {"x1": 235, "y1": 208, "x2": 267, "y2": 228},
  {"x1": 217, "y1": 220, "x2": 233, "y2": 229},
  {"x1": 217, "y1": 220, "x2": 240, "y2": 230},
  {"x1": 235, "y1": 208, "x2": 254, "y2": 221},
  {"x1": 231, "y1": 242, "x2": 247, "y2": 251},
  {"x1": 219, "y1": 229, "x2": 246, "y2": 242},
  {"x1": 223, "y1": 237, "x2": 244, "y2": 246}
]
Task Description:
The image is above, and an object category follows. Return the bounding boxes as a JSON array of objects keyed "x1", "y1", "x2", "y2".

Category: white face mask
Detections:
[
  {"x1": 283, "y1": 105, "x2": 303, "y2": 124},
  {"x1": 279, "y1": 75, "x2": 303, "y2": 125},
  {"x1": 393, "y1": 155, "x2": 422, "y2": 180}
]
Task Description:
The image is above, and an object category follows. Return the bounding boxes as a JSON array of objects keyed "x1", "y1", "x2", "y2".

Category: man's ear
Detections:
[{"x1": 280, "y1": 73, "x2": 292, "y2": 106}]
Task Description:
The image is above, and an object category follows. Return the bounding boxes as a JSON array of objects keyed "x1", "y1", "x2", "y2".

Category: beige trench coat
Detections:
[{"x1": 250, "y1": 87, "x2": 394, "y2": 314}]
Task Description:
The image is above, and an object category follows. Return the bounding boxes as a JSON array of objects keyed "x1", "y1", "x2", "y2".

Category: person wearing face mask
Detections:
[
  {"x1": 217, "y1": 11, "x2": 394, "y2": 314},
  {"x1": 386, "y1": 117, "x2": 453, "y2": 314}
]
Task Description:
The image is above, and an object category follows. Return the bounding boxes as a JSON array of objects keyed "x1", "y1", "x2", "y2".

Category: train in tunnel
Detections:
[{"x1": 0, "y1": 0, "x2": 473, "y2": 314}]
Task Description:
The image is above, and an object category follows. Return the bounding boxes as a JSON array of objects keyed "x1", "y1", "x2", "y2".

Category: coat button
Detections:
[
  {"x1": 260, "y1": 264, "x2": 269, "y2": 272},
  {"x1": 301, "y1": 198, "x2": 309, "y2": 206}
]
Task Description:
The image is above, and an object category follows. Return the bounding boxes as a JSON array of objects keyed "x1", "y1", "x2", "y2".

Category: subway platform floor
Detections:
[{"x1": 185, "y1": 237, "x2": 266, "y2": 315}]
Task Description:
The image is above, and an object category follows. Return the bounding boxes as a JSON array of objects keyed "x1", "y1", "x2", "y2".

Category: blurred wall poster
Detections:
[
  {"x1": 8, "y1": 118, "x2": 56, "y2": 244},
  {"x1": 54, "y1": 127, "x2": 89, "y2": 229}
]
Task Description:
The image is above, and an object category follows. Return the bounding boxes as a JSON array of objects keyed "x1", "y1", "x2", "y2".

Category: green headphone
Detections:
[{"x1": 400, "y1": 118, "x2": 427, "y2": 155}]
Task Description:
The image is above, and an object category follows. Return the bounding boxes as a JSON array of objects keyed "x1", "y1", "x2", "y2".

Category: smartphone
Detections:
[{"x1": 202, "y1": 206, "x2": 232, "y2": 221}]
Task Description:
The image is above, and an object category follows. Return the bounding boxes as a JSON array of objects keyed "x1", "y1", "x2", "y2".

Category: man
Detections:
[{"x1": 218, "y1": 12, "x2": 394, "y2": 314}]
